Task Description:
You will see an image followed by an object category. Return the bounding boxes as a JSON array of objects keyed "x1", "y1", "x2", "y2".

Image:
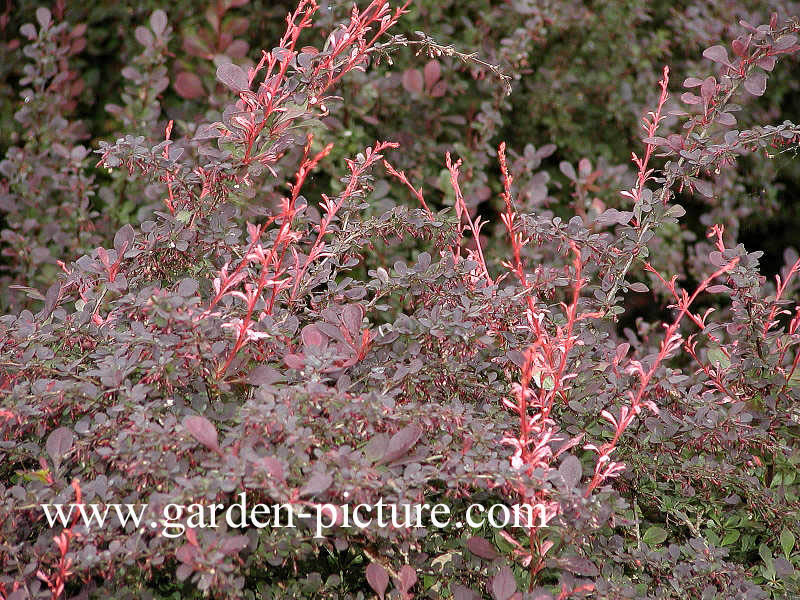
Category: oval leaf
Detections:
[
  {"x1": 175, "y1": 72, "x2": 205, "y2": 99},
  {"x1": 301, "y1": 324, "x2": 328, "y2": 349},
  {"x1": 114, "y1": 224, "x2": 135, "y2": 255},
  {"x1": 183, "y1": 416, "x2": 220, "y2": 451},
  {"x1": 558, "y1": 556, "x2": 599, "y2": 576},
  {"x1": 299, "y1": 472, "x2": 333, "y2": 498},
  {"x1": 366, "y1": 563, "x2": 389, "y2": 600},
  {"x1": 558, "y1": 455, "x2": 582, "y2": 489},
  {"x1": 716, "y1": 111, "x2": 736, "y2": 126},
  {"x1": 177, "y1": 278, "x2": 198, "y2": 297},
  {"x1": 20, "y1": 23, "x2": 37, "y2": 39},
  {"x1": 380, "y1": 424, "x2": 422, "y2": 464},
  {"x1": 467, "y1": 536, "x2": 499, "y2": 560},
  {"x1": 216, "y1": 62, "x2": 249, "y2": 92},
  {"x1": 643, "y1": 525, "x2": 668, "y2": 545},
  {"x1": 341, "y1": 304, "x2": 364, "y2": 335},
  {"x1": 397, "y1": 565, "x2": 417, "y2": 593},
  {"x1": 135, "y1": 26, "x2": 154, "y2": 46},
  {"x1": 491, "y1": 566, "x2": 517, "y2": 600},
  {"x1": 150, "y1": 9, "x2": 168, "y2": 36},
  {"x1": 36, "y1": 7, "x2": 51, "y2": 29},
  {"x1": 781, "y1": 528, "x2": 795, "y2": 557},
  {"x1": 248, "y1": 365, "x2": 281, "y2": 385},
  {"x1": 424, "y1": 60, "x2": 441, "y2": 89},
  {"x1": 743, "y1": 71, "x2": 767, "y2": 96},
  {"x1": 702, "y1": 44, "x2": 730, "y2": 65},
  {"x1": 402, "y1": 69, "x2": 424, "y2": 94},
  {"x1": 452, "y1": 585, "x2": 481, "y2": 600},
  {"x1": 559, "y1": 161, "x2": 576, "y2": 180},
  {"x1": 46, "y1": 427, "x2": 74, "y2": 469}
]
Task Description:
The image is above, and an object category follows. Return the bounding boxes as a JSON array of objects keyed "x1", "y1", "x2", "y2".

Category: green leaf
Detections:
[
  {"x1": 788, "y1": 369, "x2": 800, "y2": 387},
  {"x1": 643, "y1": 526, "x2": 668, "y2": 546},
  {"x1": 532, "y1": 370, "x2": 555, "y2": 390},
  {"x1": 707, "y1": 346, "x2": 731, "y2": 369},
  {"x1": 721, "y1": 529, "x2": 740, "y2": 546},
  {"x1": 781, "y1": 528, "x2": 795, "y2": 557},
  {"x1": 759, "y1": 542, "x2": 774, "y2": 569}
]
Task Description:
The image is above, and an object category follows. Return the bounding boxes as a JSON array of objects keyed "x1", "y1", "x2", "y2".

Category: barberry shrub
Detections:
[{"x1": 1, "y1": 2, "x2": 800, "y2": 599}]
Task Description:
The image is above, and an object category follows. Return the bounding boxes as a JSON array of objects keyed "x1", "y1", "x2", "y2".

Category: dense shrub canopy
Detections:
[{"x1": 1, "y1": 1, "x2": 800, "y2": 599}]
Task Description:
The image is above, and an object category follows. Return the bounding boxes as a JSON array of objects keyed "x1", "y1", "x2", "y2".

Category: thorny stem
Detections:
[
  {"x1": 602, "y1": 66, "x2": 670, "y2": 316},
  {"x1": 384, "y1": 31, "x2": 513, "y2": 96},
  {"x1": 607, "y1": 21, "x2": 800, "y2": 316},
  {"x1": 445, "y1": 152, "x2": 493, "y2": 285},
  {"x1": 585, "y1": 257, "x2": 740, "y2": 497}
]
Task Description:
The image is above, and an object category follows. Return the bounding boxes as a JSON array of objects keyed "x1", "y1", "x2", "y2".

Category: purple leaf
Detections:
[
  {"x1": 559, "y1": 161, "x2": 576, "y2": 180},
  {"x1": 150, "y1": 10, "x2": 168, "y2": 36},
  {"x1": 430, "y1": 80, "x2": 447, "y2": 97},
  {"x1": 216, "y1": 62, "x2": 249, "y2": 92},
  {"x1": 114, "y1": 224, "x2": 135, "y2": 255},
  {"x1": 46, "y1": 427, "x2": 74, "y2": 469},
  {"x1": 299, "y1": 472, "x2": 333, "y2": 497},
  {"x1": 177, "y1": 278, "x2": 198, "y2": 297},
  {"x1": 193, "y1": 122, "x2": 223, "y2": 140},
  {"x1": 467, "y1": 536, "x2": 499, "y2": 560},
  {"x1": 366, "y1": 563, "x2": 389, "y2": 600},
  {"x1": 731, "y1": 37, "x2": 750, "y2": 56},
  {"x1": 380, "y1": 424, "x2": 423, "y2": 464},
  {"x1": 491, "y1": 566, "x2": 517, "y2": 600},
  {"x1": 284, "y1": 353, "x2": 305, "y2": 369},
  {"x1": 706, "y1": 284, "x2": 730, "y2": 294},
  {"x1": 135, "y1": 26, "x2": 154, "y2": 46},
  {"x1": 700, "y1": 76, "x2": 716, "y2": 99},
  {"x1": 775, "y1": 33, "x2": 798, "y2": 50},
  {"x1": 341, "y1": 304, "x2": 364, "y2": 335},
  {"x1": 595, "y1": 208, "x2": 632, "y2": 227},
  {"x1": 364, "y1": 433, "x2": 389, "y2": 461},
  {"x1": 402, "y1": 69, "x2": 423, "y2": 94},
  {"x1": 221, "y1": 535, "x2": 249, "y2": 555},
  {"x1": 20, "y1": 23, "x2": 37, "y2": 39},
  {"x1": 536, "y1": 143, "x2": 557, "y2": 158},
  {"x1": 175, "y1": 72, "x2": 205, "y2": 99},
  {"x1": 397, "y1": 565, "x2": 417, "y2": 593},
  {"x1": 709, "y1": 250, "x2": 726, "y2": 267},
  {"x1": 743, "y1": 71, "x2": 767, "y2": 96},
  {"x1": 452, "y1": 585, "x2": 481, "y2": 600},
  {"x1": 259, "y1": 456, "x2": 285, "y2": 481},
  {"x1": 176, "y1": 564, "x2": 194, "y2": 581},
  {"x1": 35, "y1": 7, "x2": 51, "y2": 29},
  {"x1": 680, "y1": 92, "x2": 702, "y2": 105},
  {"x1": 248, "y1": 365, "x2": 281, "y2": 385},
  {"x1": 629, "y1": 282, "x2": 649, "y2": 293},
  {"x1": 642, "y1": 136, "x2": 667, "y2": 146},
  {"x1": 183, "y1": 416, "x2": 220, "y2": 452},
  {"x1": 226, "y1": 39, "x2": 250, "y2": 59},
  {"x1": 559, "y1": 454, "x2": 582, "y2": 488},
  {"x1": 716, "y1": 111, "x2": 736, "y2": 126},
  {"x1": 121, "y1": 66, "x2": 141, "y2": 81},
  {"x1": 557, "y1": 556, "x2": 599, "y2": 576},
  {"x1": 683, "y1": 77, "x2": 703, "y2": 88},
  {"x1": 702, "y1": 45, "x2": 730, "y2": 66},
  {"x1": 506, "y1": 350, "x2": 526, "y2": 368},
  {"x1": 756, "y1": 55, "x2": 777, "y2": 71},
  {"x1": 692, "y1": 178, "x2": 713, "y2": 198},
  {"x1": 42, "y1": 282, "x2": 60, "y2": 318},
  {"x1": 424, "y1": 60, "x2": 441, "y2": 89},
  {"x1": 301, "y1": 324, "x2": 328, "y2": 349}
]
